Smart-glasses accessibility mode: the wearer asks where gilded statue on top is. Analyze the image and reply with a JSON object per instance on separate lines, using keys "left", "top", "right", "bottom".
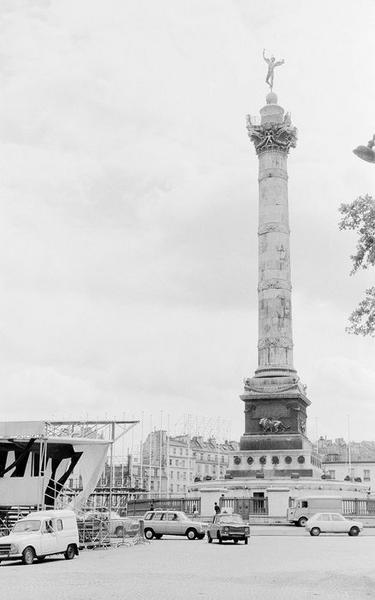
{"left": 263, "top": 49, "right": 284, "bottom": 91}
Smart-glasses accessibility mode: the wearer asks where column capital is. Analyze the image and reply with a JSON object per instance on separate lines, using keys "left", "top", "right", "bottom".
{"left": 246, "top": 117, "right": 297, "bottom": 155}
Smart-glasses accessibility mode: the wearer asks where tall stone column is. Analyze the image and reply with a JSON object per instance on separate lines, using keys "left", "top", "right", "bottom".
{"left": 239, "top": 90, "right": 311, "bottom": 453}
{"left": 253, "top": 92, "right": 296, "bottom": 378}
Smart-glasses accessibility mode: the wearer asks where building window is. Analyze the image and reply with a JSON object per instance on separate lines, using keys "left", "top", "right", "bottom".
{"left": 180, "top": 448, "right": 183, "bottom": 455}
{"left": 328, "top": 470, "right": 335, "bottom": 480}
{"left": 364, "top": 470, "right": 371, "bottom": 481}
{"left": 173, "top": 447, "right": 176, "bottom": 455}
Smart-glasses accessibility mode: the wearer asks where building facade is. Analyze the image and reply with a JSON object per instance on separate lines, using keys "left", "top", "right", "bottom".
{"left": 131, "top": 431, "right": 239, "bottom": 495}
{"left": 319, "top": 437, "right": 375, "bottom": 491}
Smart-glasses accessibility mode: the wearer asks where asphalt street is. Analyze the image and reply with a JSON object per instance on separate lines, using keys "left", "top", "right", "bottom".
{"left": 1, "top": 529, "right": 374, "bottom": 600}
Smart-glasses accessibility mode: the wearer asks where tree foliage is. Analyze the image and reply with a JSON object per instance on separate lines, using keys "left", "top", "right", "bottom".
{"left": 339, "top": 194, "right": 375, "bottom": 336}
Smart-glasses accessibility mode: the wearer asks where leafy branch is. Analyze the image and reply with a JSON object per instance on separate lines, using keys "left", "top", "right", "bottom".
{"left": 339, "top": 195, "right": 375, "bottom": 336}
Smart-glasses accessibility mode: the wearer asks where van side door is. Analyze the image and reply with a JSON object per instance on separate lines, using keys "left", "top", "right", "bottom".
{"left": 55, "top": 517, "right": 66, "bottom": 552}
{"left": 40, "top": 519, "right": 58, "bottom": 555}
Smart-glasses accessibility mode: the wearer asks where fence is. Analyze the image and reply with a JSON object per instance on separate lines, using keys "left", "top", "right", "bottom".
{"left": 220, "top": 497, "right": 269, "bottom": 519}
{"left": 0, "top": 506, "right": 37, "bottom": 536}
{"left": 126, "top": 497, "right": 201, "bottom": 516}
{"left": 77, "top": 514, "right": 143, "bottom": 548}
{"left": 342, "top": 498, "right": 375, "bottom": 516}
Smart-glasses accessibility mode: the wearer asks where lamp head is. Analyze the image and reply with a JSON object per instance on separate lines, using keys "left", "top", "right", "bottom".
{"left": 353, "top": 134, "right": 375, "bottom": 163}
{"left": 353, "top": 145, "right": 375, "bottom": 163}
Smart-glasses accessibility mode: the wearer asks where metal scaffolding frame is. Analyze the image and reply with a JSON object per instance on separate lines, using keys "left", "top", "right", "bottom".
{"left": 45, "top": 420, "right": 139, "bottom": 515}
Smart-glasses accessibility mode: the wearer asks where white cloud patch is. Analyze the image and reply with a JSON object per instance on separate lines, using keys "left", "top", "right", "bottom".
{"left": 0, "top": 0, "right": 373, "bottom": 442}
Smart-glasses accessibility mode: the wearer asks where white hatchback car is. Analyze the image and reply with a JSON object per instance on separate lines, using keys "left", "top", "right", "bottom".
{"left": 305, "top": 512, "right": 363, "bottom": 536}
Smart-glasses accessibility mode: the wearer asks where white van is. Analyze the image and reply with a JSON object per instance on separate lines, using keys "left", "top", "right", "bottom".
{"left": 287, "top": 496, "right": 342, "bottom": 527}
{"left": 0, "top": 509, "right": 79, "bottom": 565}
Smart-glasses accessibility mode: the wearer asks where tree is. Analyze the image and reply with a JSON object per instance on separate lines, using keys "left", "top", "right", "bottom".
{"left": 339, "top": 194, "right": 375, "bottom": 336}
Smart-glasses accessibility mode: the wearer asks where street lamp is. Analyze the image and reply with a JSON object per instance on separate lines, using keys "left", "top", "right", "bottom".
{"left": 353, "top": 134, "right": 375, "bottom": 163}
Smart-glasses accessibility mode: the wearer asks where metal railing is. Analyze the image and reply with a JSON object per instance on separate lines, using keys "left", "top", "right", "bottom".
{"left": 220, "top": 497, "right": 269, "bottom": 518}
{"left": 342, "top": 498, "right": 375, "bottom": 516}
{"left": 126, "top": 497, "right": 201, "bottom": 516}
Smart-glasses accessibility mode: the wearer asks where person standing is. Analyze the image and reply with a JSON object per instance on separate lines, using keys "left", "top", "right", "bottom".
{"left": 214, "top": 502, "right": 221, "bottom": 515}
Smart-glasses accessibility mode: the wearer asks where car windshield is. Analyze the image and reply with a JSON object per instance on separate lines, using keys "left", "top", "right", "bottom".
{"left": 12, "top": 520, "right": 41, "bottom": 533}
{"left": 219, "top": 515, "right": 243, "bottom": 523}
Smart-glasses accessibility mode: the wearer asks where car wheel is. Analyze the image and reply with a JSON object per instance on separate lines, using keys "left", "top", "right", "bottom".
{"left": 22, "top": 546, "right": 35, "bottom": 565}
{"left": 298, "top": 517, "right": 308, "bottom": 527}
{"left": 244, "top": 537, "right": 248, "bottom": 545}
{"left": 349, "top": 526, "right": 360, "bottom": 537}
{"left": 207, "top": 532, "right": 212, "bottom": 544}
{"left": 310, "top": 527, "right": 321, "bottom": 536}
{"left": 186, "top": 528, "right": 197, "bottom": 540}
{"left": 144, "top": 528, "right": 155, "bottom": 540}
{"left": 64, "top": 544, "right": 76, "bottom": 560}
{"left": 115, "top": 526, "right": 124, "bottom": 538}
{"left": 154, "top": 534, "right": 163, "bottom": 540}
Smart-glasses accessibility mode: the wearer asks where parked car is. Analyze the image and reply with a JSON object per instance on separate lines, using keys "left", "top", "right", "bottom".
{"left": 207, "top": 513, "right": 250, "bottom": 544}
{"left": 305, "top": 512, "right": 363, "bottom": 536}
{"left": 0, "top": 509, "right": 79, "bottom": 565}
{"left": 143, "top": 510, "right": 206, "bottom": 540}
{"left": 77, "top": 510, "right": 138, "bottom": 538}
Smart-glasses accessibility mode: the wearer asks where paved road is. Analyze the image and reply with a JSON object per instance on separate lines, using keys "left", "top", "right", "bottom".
{"left": 1, "top": 532, "right": 374, "bottom": 600}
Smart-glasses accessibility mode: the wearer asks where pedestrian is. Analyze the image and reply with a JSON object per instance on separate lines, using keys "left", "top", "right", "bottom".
{"left": 214, "top": 502, "right": 220, "bottom": 515}
{"left": 192, "top": 504, "right": 198, "bottom": 518}
{"left": 150, "top": 502, "right": 154, "bottom": 511}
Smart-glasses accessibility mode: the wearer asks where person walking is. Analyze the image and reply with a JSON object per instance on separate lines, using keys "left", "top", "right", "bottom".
{"left": 214, "top": 502, "right": 221, "bottom": 515}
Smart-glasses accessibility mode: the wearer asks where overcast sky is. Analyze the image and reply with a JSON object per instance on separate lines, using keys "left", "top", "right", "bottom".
{"left": 0, "top": 0, "right": 374, "bottom": 446}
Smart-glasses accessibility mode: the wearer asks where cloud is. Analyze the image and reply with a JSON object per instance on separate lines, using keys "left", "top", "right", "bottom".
{"left": 0, "top": 0, "right": 373, "bottom": 444}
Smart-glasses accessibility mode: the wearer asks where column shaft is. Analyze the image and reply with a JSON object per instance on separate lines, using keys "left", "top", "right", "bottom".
{"left": 256, "top": 149, "right": 294, "bottom": 375}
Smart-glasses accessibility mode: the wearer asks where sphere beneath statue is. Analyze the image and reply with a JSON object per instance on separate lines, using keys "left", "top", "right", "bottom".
{"left": 266, "top": 91, "right": 278, "bottom": 105}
